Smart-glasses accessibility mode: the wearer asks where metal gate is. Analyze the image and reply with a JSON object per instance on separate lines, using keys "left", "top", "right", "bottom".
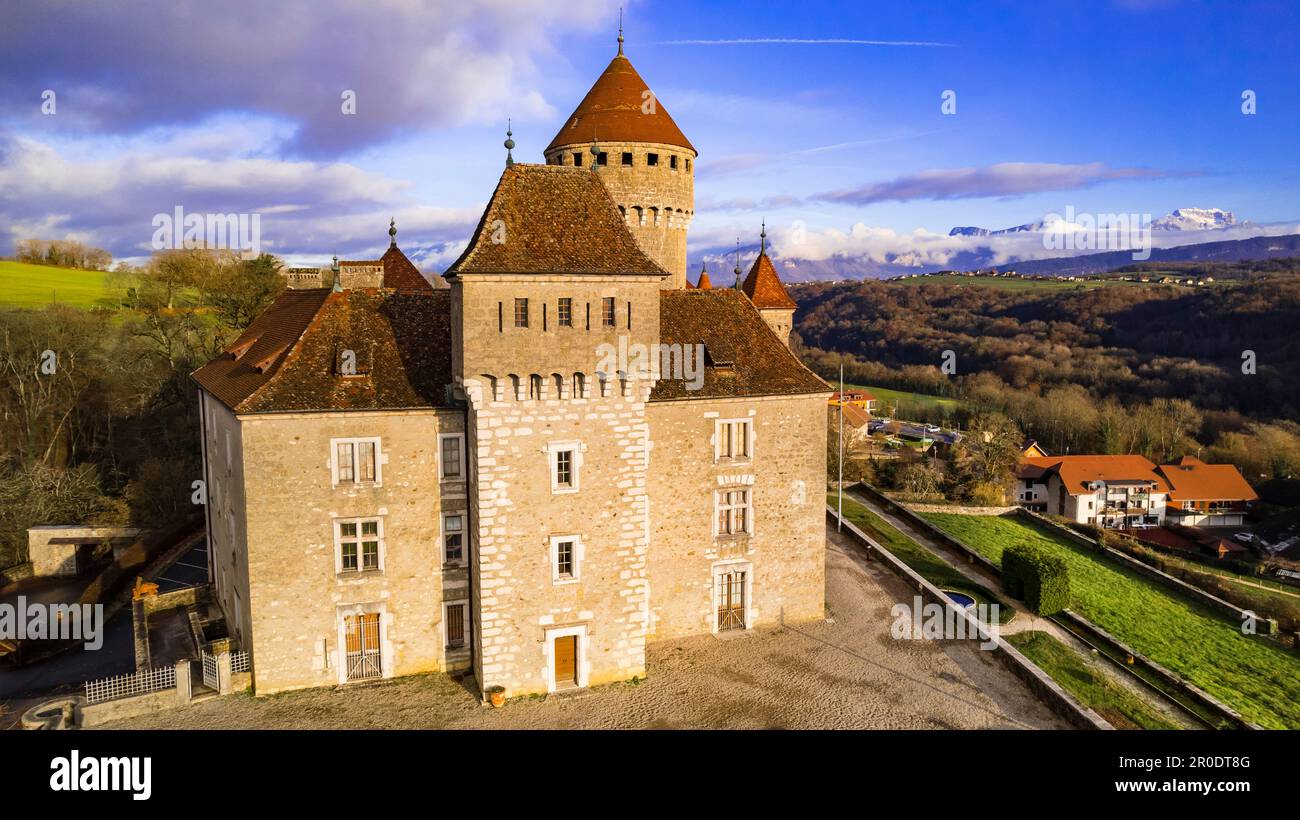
{"left": 201, "top": 650, "right": 219, "bottom": 690}
{"left": 716, "top": 570, "right": 747, "bottom": 632}
{"left": 345, "top": 613, "right": 382, "bottom": 681}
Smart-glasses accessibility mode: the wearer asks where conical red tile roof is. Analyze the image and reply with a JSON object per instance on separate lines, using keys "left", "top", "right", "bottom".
{"left": 741, "top": 252, "right": 796, "bottom": 310}
{"left": 547, "top": 52, "right": 695, "bottom": 154}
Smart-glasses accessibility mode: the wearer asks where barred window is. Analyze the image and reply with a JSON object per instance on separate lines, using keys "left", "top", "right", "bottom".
{"left": 445, "top": 602, "right": 467, "bottom": 649}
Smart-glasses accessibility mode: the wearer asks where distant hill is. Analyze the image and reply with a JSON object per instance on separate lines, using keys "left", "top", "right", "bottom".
{"left": 1000, "top": 233, "right": 1300, "bottom": 277}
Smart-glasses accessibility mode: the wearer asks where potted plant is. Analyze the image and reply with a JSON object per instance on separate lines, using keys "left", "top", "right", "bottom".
{"left": 487, "top": 685, "right": 505, "bottom": 708}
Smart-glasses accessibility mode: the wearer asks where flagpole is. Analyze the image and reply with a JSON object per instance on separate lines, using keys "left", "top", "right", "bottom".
{"left": 837, "top": 364, "right": 844, "bottom": 531}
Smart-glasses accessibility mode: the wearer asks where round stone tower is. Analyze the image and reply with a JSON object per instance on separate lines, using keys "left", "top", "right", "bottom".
{"left": 544, "top": 32, "right": 696, "bottom": 288}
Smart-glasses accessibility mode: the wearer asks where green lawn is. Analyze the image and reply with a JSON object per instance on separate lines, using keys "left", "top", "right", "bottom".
{"left": 0, "top": 260, "right": 114, "bottom": 309}
{"left": 831, "top": 495, "right": 1014, "bottom": 624}
{"left": 846, "top": 383, "right": 963, "bottom": 415}
{"left": 1006, "top": 631, "right": 1181, "bottom": 730}
{"left": 920, "top": 512, "right": 1300, "bottom": 729}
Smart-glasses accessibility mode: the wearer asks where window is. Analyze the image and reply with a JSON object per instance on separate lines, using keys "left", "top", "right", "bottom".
{"left": 555, "top": 450, "right": 573, "bottom": 488}
{"left": 514, "top": 298, "right": 529, "bottom": 328}
{"left": 596, "top": 152, "right": 608, "bottom": 166}
{"left": 670, "top": 155, "right": 678, "bottom": 170}
{"left": 716, "top": 488, "right": 752, "bottom": 537}
{"left": 331, "top": 437, "right": 381, "bottom": 485}
{"left": 621, "top": 151, "right": 633, "bottom": 166}
{"left": 716, "top": 419, "right": 752, "bottom": 461}
{"left": 443, "top": 514, "right": 464, "bottom": 565}
{"left": 557, "top": 297, "right": 573, "bottom": 326}
{"left": 444, "top": 601, "right": 468, "bottom": 649}
{"left": 550, "top": 535, "right": 582, "bottom": 584}
{"left": 715, "top": 568, "right": 747, "bottom": 632}
{"left": 572, "top": 372, "right": 585, "bottom": 398}
{"left": 685, "top": 158, "right": 691, "bottom": 172}
{"left": 601, "top": 297, "right": 616, "bottom": 327}
{"left": 547, "top": 441, "right": 581, "bottom": 493}
{"left": 646, "top": 152, "right": 658, "bottom": 166}
{"left": 529, "top": 374, "right": 543, "bottom": 400}
{"left": 440, "top": 433, "right": 465, "bottom": 481}
{"left": 572, "top": 152, "right": 583, "bottom": 167}
{"left": 337, "top": 518, "right": 382, "bottom": 573}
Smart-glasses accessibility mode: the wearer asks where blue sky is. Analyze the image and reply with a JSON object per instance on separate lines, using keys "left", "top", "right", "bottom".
{"left": 1, "top": 0, "right": 1297, "bottom": 272}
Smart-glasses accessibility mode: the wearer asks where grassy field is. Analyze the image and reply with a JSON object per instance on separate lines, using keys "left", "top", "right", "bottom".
{"left": 846, "top": 383, "right": 963, "bottom": 415}
{"left": 1005, "top": 631, "right": 1180, "bottom": 730}
{"left": 0, "top": 260, "right": 113, "bottom": 309}
{"left": 920, "top": 512, "right": 1300, "bottom": 729}
{"left": 831, "top": 495, "right": 1014, "bottom": 624}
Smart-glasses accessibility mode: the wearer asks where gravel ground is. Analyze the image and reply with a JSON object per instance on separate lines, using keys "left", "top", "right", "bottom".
{"left": 96, "top": 525, "right": 1069, "bottom": 730}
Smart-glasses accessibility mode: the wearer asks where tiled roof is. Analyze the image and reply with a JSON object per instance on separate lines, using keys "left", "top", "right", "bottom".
{"left": 1158, "top": 460, "right": 1259, "bottom": 502}
{"left": 839, "top": 402, "right": 871, "bottom": 429}
{"left": 546, "top": 52, "right": 695, "bottom": 154}
{"left": 193, "top": 289, "right": 452, "bottom": 413}
{"left": 651, "top": 289, "right": 829, "bottom": 401}
{"left": 741, "top": 252, "right": 797, "bottom": 310}
{"left": 444, "top": 164, "right": 670, "bottom": 278}
{"left": 1022, "top": 454, "right": 1168, "bottom": 494}
{"left": 380, "top": 245, "right": 435, "bottom": 290}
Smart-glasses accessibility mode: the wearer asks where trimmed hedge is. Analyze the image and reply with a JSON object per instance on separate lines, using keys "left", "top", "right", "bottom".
{"left": 1003, "top": 543, "right": 1070, "bottom": 615}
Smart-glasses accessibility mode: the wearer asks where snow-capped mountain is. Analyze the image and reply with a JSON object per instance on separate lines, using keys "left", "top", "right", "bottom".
{"left": 1150, "top": 208, "right": 1237, "bottom": 231}
{"left": 948, "top": 221, "right": 1044, "bottom": 237}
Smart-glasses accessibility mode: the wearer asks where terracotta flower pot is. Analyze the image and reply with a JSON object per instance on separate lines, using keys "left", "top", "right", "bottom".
{"left": 489, "top": 690, "right": 505, "bottom": 708}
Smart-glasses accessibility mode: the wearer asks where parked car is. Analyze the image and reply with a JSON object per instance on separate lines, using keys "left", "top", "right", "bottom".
{"left": 923, "top": 424, "right": 941, "bottom": 433}
{"left": 1233, "top": 532, "right": 1257, "bottom": 544}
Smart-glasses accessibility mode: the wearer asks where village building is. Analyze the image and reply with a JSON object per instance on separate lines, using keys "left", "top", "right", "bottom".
{"left": 191, "top": 34, "right": 829, "bottom": 698}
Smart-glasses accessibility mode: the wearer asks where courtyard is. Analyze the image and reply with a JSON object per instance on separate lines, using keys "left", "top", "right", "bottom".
{"left": 96, "top": 523, "right": 1068, "bottom": 730}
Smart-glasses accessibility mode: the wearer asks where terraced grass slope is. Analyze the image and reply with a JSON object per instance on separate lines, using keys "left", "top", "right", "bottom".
{"left": 921, "top": 512, "right": 1300, "bottom": 729}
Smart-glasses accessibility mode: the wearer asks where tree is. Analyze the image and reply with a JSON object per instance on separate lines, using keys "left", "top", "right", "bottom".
{"left": 198, "top": 253, "right": 286, "bottom": 329}
{"left": 948, "top": 412, "right": 1022, "bottom": 502}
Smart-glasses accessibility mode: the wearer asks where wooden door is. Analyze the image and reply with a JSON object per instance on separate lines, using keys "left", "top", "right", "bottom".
{"left": 553, "top": 635, "right": 577, "bottom": 686}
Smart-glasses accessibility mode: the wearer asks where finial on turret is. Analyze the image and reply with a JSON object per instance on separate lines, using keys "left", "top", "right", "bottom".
{"left": 618, "top": 8, "right": 624, "bottom": 55}
{"left": 589, "top": 130, "right": 601, "bottom": 171}
{"left": 388, "top": 217, "right": 397, "bottom": 247}
{"left": 733, "top": 238, "right": 742, "bottom": 288}
{"left": 331, "top": 255, "right": 342, "bottom": 292}
{"left": 760, "top": 219, "right": 767, "bottom": 255}
{"left": 504, "top": 119, "right": 515, "bottom": 167}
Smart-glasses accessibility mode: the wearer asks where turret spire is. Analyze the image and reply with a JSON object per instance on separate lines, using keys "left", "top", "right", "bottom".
{"left": 760, "top": 219, "right": 767, "bottom": 255}
{"left": 388, "top": 217, "right": 397, "bottom": 247}
{"left": 504, "top": 119, "right": 515, "bottom": 167}
{"left": 331, "top": 254, "right": 342, "bottom": 292}
{"left": 617, "top": 8, "right": 624, "bottom": 55}
{"left": 733, "top": 238, "right": 742, "bottom": 289}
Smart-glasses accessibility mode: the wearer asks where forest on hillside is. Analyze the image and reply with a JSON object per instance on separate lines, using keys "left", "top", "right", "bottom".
{"left": 796, "top": 273, "right": 1300, "bottom": 485}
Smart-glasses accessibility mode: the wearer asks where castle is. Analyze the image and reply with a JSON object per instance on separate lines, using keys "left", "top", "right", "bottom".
{"left": 192, "top": 34, "right": 829, "bottom": 698}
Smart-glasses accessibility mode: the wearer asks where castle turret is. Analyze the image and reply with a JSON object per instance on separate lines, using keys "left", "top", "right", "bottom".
{"left": 741, "top": 222, "right": 797, "bottom": 347}
{"left": 544, "top": 29, "right": 695, "bottom": 288}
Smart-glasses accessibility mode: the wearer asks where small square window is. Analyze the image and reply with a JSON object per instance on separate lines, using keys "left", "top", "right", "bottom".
{"left": 647, "top": 153, "right": 658, "bottom": 167}
{"left": 601, "top": 297, "right": 616, "bottom": 327}
{"left": 572, "top": 152, "right": 583, "bottom": 167}
{"left": 557, "top": 297, "right": 573, "bottom": 327}
{"left": 514, "top": 298, "right": 528, "bottom": 328}
{"left": 596, "top": 152, "right": 608, "bottom": 166}
{"left": 621, "top": 152, "right": 633, "bottom": 166}
{"left": 332, "top": 438, "right": 380, "bottom": 485}
{"left": 670, "top": 155, "right": 678, "bottom": 170}
{"left": 337, "top": 518, "right": 382, "bottom": 573}
{"left": 716, "top": 420, "right": 752, "bottom": 461}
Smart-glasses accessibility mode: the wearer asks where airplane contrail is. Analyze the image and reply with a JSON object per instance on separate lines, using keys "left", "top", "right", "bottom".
{"left": 653, "top": 38, "right": 956, "bottom": 47}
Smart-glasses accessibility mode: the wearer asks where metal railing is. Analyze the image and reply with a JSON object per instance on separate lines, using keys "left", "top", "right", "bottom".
{"left": 201, "top": 651, "right": 219, "bottom": 689}
{"left": 85, "top": 665, "right": 176, "bottom": 705}
{"left": 231, "top": 650, "right": 250, "bottom": 673}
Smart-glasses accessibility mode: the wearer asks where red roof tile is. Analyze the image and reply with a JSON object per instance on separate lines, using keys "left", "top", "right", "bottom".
{"left": 546, "top": 52, "right": 695, "bottom": 155}
{"left": 1021, "top": 454, "right": 1167, "bottom": 494}
{"left": 444, "top": 164, "right": 669, "bottom": 278}
{"left": 1158, "top": 461, "right": 1258, "bottom": 502}
{"left": 741, "top": 252, "right": 797, "bottom": 310}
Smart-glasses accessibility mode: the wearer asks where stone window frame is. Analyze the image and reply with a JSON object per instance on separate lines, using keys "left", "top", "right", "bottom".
{"left": 329, "top": 436, "right": 384, "bottom": 487}
{"left": 713, "top": 418, "right": 754, "bottom": 464}
{"left": 441, "top": 511, "right": 465, "bottom": 567}
{"left": 443, "top": 599, "right": 470, "bottom": 651}
{"left": 601, "top": 296, "right": 616, "bottom": 327}
{"left": 549, "top": 533, "right": 583, "bottom": 585}
{"left": 546, "top": 440, "right": 584, "bottom": 495}
{"left": 332, "top": 515, "right": 385, "bottom": 575}
{"left": 713, "top": 483, "right": 754, "bottom": 538}
{"left": 439, "top": 433, "right": 466, "bottom": 482}
{"left": 514, "top": 297, "right": 529, "bottom": 328}
{"left": 557, "top": 297, "right": 573, "bottom": 327}
{"left": 710, "top": 559, "right": 754, "bottom": 634}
